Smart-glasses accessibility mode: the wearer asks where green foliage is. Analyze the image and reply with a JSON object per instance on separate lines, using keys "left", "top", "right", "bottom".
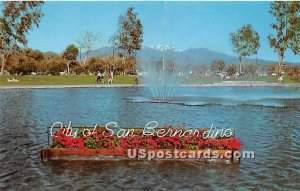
{"left": 104, "top": 55, "right": 124, "bottom": 74}
{"left": 0, "top": 1, "right": 44, "bottom": 50}
{"left": 63, "top": 44, "right": 79, "bottom": 75}
{"left": 285, "top": 65, "right": 300, "bottom": 77}
{"left": 6, "top": 49, "right": 66, "bottom": 75}
{"left": 0, "top": 1, "right": 44, "bottom": 74}
{"left": 231, "top": 24, "right": 260, "bottom": 74}
{"left": 116, "top": 7, "right": 143, "bottom": 74}
{"left": 211, "top": 59, "right": 225, "bottom": 73}
{"left": 243, "top": 63, "right": 259, "bottom": 76}
{"left": 282, "top": 76, "right": 300, "bottom": 83}
{"left": 46, "top": 56, "right": 66, "bottom": 75}
{"left": 192, "top": 64, "right": 210, "bottom": 80}
{"left": 7, "top": 49, "right": 43, "bottom": 74}
{"left": 231, "top": 25, "right": 260, "bottom": 58}
{"left": 63, "top": 44, "right": 79, "bottom": 61}
{"left": 5, "top": 48, "right": 138, "bottom": 75}
{"left": 268, "top": 1, "right": 300, "bottom": 78}
{"left": 73, "top": 63, "right": 87, "bottom": 75}
{"left": 70, "top": 55, "right": 126, "bottom": 75}
{"left": 226, "top": 65, "right": 237, "bottom": 76}
{"left": 268, "top": 2, "right": 300, "bottom": 56}
{"left": 86, "top": 57, "right": 106, "bottom": 73}
{"left": 266, "top": 64, "right": 276, "bottom": 75}
{"left": 288, "top": 2, "right": 300, "bottom": 55}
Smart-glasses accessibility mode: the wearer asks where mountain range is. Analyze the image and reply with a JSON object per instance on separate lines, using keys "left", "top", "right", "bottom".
{"left": 83, "top": 45, "right": 298, "bottom": 66}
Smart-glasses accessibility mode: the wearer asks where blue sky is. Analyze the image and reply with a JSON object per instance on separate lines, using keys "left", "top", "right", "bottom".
{"left": 27, "top": 1, "right": 299, "bottom": 63}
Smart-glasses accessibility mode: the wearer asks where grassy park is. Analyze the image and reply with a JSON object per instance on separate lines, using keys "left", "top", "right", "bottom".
{"left": 0, "top": 74, "right": 299, "bottom": 86}
{"left": 1, "top": 2, "right": 300, "bottom": 87}
{"left": 0, "top": 75, "right": 136, "bottom": 86}
{"left": 183, "top": 75, "right": 300, "bottom": 84}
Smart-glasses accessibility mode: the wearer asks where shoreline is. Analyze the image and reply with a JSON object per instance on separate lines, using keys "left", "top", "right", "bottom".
{"left": 1, "top": 81, "right": 300, "bottom": 90}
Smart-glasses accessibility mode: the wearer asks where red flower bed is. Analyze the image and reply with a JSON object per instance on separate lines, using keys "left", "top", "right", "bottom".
{"left": 51, "top": 127, "right": 242, "bottom": 150}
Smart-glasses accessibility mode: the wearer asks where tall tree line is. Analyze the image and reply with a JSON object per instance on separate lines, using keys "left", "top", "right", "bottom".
{"left": 230, "top": 1, "right": 300, "bottom": 81}
{"left": 114, "top": 7, "right": 143, "bottom": 75}
{"left": 0, "top": 1, "right": 44, "bottom": 75}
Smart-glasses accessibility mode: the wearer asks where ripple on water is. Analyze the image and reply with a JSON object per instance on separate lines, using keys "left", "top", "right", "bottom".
{"left": 0, "top": 87, "right": 299, "bottom": 190}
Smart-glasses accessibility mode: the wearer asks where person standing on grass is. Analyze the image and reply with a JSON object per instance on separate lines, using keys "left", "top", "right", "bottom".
{"left": 100, "top": 71, "right": 105, "bottom": 84}
{"left": 96, "top": 71, "right": 101, "bottom": 83}
{"left": 108, "top": 71, "right": 113, "bottom": 84}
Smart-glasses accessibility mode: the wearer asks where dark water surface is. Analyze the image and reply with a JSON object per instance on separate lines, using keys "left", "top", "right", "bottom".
{"left": 0, "top": 87, "right": 299, "bottom": 190}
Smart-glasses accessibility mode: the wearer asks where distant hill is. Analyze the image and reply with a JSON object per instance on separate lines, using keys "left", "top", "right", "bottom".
{"left": 82, "top": 45, "right": 298, "bottom": 65}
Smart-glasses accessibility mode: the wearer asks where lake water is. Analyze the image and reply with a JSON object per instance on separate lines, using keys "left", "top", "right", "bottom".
{"left": 0, "top": 87, "right": 299, "bottom": 190}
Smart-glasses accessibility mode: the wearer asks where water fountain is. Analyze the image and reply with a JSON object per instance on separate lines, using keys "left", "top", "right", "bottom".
{"left": 140, "top": 53, "right": 182, "bottom": 102}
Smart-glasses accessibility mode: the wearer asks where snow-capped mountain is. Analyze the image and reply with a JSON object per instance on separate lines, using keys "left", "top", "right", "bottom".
{"left": 148, "top": 45, "right": 182, "bottom": 52}
{"left": 82, "top": 45, "right": 292, "bottom": 65}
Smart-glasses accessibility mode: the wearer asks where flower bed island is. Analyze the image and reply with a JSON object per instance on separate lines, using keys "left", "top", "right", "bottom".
{"left": 41, "top": 126, "right": 242, "bottom": 162}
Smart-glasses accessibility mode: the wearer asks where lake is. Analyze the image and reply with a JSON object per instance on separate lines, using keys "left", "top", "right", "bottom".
{"left": 0, "top": 86, "right": 299, "bottom": 190}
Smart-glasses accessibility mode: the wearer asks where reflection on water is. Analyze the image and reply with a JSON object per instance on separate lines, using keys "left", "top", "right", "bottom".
{"left": 129, "top": 86, "right": 300, "bottom": 108}
{"left": 0, "top": 87, "right": 299, "bottom": 190}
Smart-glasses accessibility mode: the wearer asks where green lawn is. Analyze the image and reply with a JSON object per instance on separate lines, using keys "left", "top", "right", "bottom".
{"left": 225, "top": 76, "right": 277, "bottom": 82}
{"left": 184, "top": 75, "right": 300, "bottom": 84}
{"left": 0, "top": 74, "right": 299, "bottom": 86}
{"left": 184, "top": 76, "right": 278, "bottom": 84}
{"left": 225, "top": 75, "right": 300, "bottom": 83}
{"left": 0, "top": 75, "right": 136, "bottom": 86}
{"left": 282, "top": 76, "right": 300, "bottom": 83}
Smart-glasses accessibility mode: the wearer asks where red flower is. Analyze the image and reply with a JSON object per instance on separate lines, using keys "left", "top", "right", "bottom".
{"left": 50, "top": 127, "right": 242, "bottom": 150}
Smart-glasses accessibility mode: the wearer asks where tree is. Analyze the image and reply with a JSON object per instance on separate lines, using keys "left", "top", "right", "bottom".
{"left": 116, "top": 7, "right": 143, "bottom": 74}
{"left": 86, "top": 57, "right": 105, "bottom": 73}
{"left": 7, "top": 48, "right": 44, "bottom": 75}
{"left": 194, "top": 64, "right": 209, "bottom": 79}
{"left": 230, "top": 24, "right": 260, "bottom": 75}
{"left": 63, "top": 44, "right": 79, "bottom": 75}
{"left": 103, "top": 55, "right": 123, "bottom": 74}
{"left": 289, "top": 2, "right": 300, "bottom": 66}
{"left": 268, "top": 1, "right": 300, "bottom": 81}
{"left": 167, "top": 59, "right": 175, "bottom": 73}
{"left": 267, "top": 64, "right": 276, "bottom": 75}
{"left": 0, "top": 1, "right": 44, "bottom": 75}
{"left": 37, "top": 51, "right": 65, "bottom": 75}
{"left": 47, "top": 56, "right": 66, "bottom": 75}
{"left": 286, "top": 65, "right": 300, "bottom": 77}
{"left": 243, "top": 63, "right": 259, "bottom": 76}
{"left": 77, "top": 30, "right": 99, "bottom": 65}
{"left": 226, "top": 65, "right": 237, "bottom": 76}
{"left": 211, "top": 59, "right": 225, "bottom": 73}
